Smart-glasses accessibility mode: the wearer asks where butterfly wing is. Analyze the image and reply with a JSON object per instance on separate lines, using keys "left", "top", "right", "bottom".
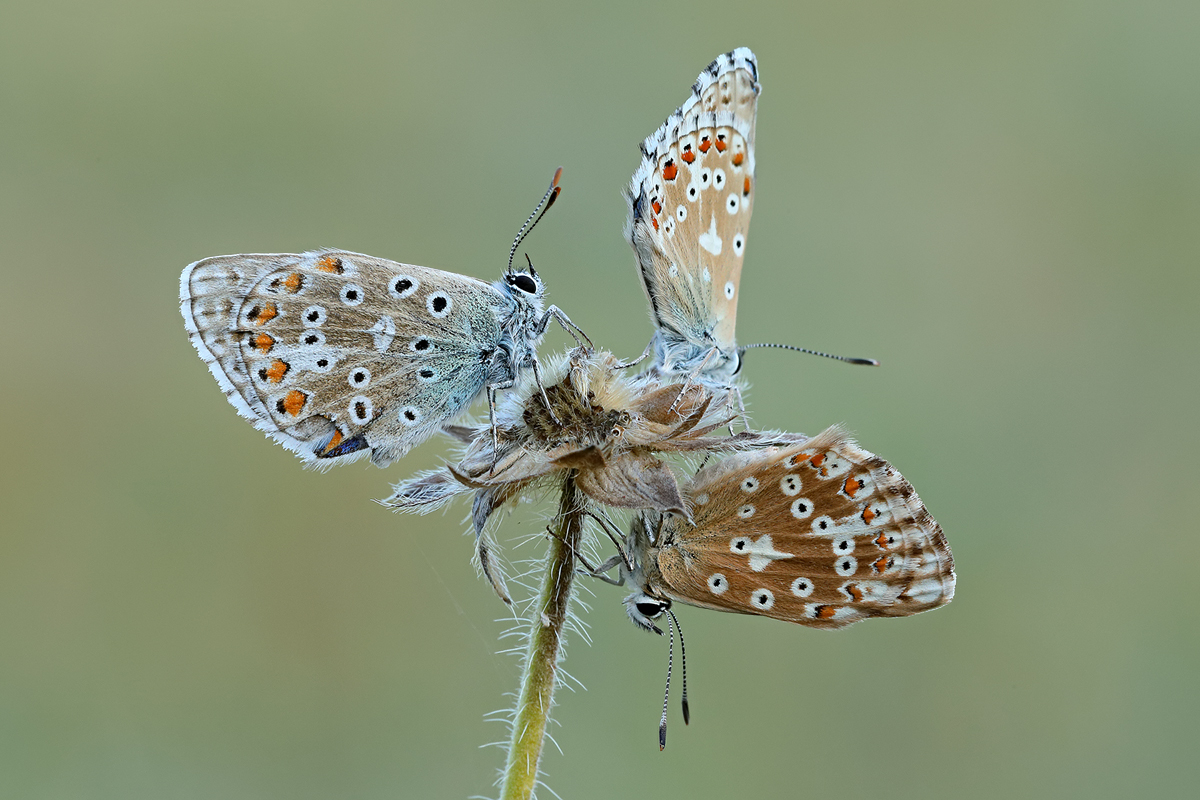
{"left": 652, "top": 426, "right": 955, "bottom": 628}
{"left": 625, "top": 47, "right": 759, "bottom": 377}
{"left": 181, "top": 249, "right": 507, "bottom": 467}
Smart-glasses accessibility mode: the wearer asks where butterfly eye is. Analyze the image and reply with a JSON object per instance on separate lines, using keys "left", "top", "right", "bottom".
{"left": 508, "top": 274, "right": 538, "bottom": 294}
{"left": 636, "top": 601, "right": 666, "bottom": 618}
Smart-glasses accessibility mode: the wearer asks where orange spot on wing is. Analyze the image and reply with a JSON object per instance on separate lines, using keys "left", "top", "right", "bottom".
{"left": 743, "top": 176, "right": 752, "bottom": 196}
{"left": 698, "top": 137, "right": 711, "bottom": 153}
{"left": 874, "top": 532, "right": 891, "bottom": 549}
{"left": 321, "top": 429, "right": 344, "bottom": 454}
{"left": 862, "top": 506, "right": 877, "bottom": 524}
{"left": 846, "top": 583, "right": 864, "bottom": 601}
{"left": 872, "top": 556, "right": 893, "bottom": 573}
{"left": 715, "top": 136, "right": 728, "bottom": 152}
{"left": 265, "top": 360, "right": 289, "bottom": 383}
{"left": 662, "top": 160, "right": 678, "bottom": 181}
{"left": 316, "top": 255, "right": 344, "bottom": 273}
{"left": 651, "top": 216, "right": 659, "bottom": 231}
{"left": 249, "top": 303, "right": 278, "bottom": 325}
{"left": 843, "top": 476, "right": 862, "bottom": 498}
{"left": 282, "top": 390, "right": 306, "bottom": 416}
{"left": 817, "top": 605, "right": 838, "bottom": 619}
{"left": 253, "top": 333, "right": 274, "bottom": 353}
{"left": 681, "top": 148, "right": 696, "bottom": 164}
{"left": 732, "top": 151, "right": 744, "bottom": 166}
{"left": 810, "top": 453, "right": 826, "bottom": 468}
{"left": 651, "top": 200, "right": 662, "bottom": 215}
{"left": 283, "top": 272, "right": 303, "bottom": 292}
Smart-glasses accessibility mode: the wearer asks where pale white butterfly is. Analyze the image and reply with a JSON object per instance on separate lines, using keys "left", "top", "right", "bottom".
{"left": 624, "top": 48, "right": 760, "bottom": 385}
{"left": 624, "top": 49, "right": 876, "bottom": 389}
{"left": 180, "top": 171, "right": 586, "bottom": 467}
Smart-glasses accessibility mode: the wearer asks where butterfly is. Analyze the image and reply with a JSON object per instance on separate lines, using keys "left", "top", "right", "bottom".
{"left": 624, "top": 47, "right": 760, "bottom": 386}
{"left": 581, "top": 424, "right": 952, "bottom": 748}
{"left": 179, "top": 173, "right": 586, "bottom": 467}
{"left": 610, "top": 425, "right": 955, "bottom": 633}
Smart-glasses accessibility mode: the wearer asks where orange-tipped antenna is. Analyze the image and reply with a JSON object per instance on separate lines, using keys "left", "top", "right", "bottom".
{"left": 738, "top": 342, "right": 880, "bottom": 367}
{"left": 507, "top": 167, "right": 563, "bottom": 273}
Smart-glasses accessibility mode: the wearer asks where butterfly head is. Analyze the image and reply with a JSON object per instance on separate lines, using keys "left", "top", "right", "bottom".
{"left": 503, "top": 264, "right": 541, "bottom": 297}
{"left": 618, "top": 513, "right": 673, "bottom": 635}
{"left": 624, "top": 589, "right": 671, "bottom": 635}
{"left": 494, "top": 263, "right": 548, "bottom": 336}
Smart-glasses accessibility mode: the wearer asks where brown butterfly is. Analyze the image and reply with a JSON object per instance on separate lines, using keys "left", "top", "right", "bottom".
{"left": 607, "top": 424, "right": 954, "bottom": 631}
{"left": 586, "top": 425, "right": 954, "bottom": 747}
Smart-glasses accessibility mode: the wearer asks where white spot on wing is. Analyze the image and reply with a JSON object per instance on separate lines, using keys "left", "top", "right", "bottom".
{"left": 750, "top": 589, "right": 775, "bottom": 610}
{"left": 698, "top": 215, "right": 723, "bottom": 255}
{"left": 791, "top": 577, "right": 814, "bottom": 597}
{"left": 367, "top": 316, "right": 395, "bottom": 353}
{"left": 730, "top": 534, "right": 794, "bottom": 572}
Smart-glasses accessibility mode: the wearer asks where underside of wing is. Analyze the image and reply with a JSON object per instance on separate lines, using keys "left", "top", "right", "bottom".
{"left": 625, "top": 48, "right": 759, "bottom": 360}
{"left": 181, "top": 249, "right": 503, "bottom": 467}
{"left": 655, "top": 426, "right": 955, "bottom": 628}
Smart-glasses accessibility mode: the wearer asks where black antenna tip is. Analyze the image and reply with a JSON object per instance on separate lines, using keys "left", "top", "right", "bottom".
{"left": 682, "top": 698, "right": 690, "bottom": 725}
{"left": 738, "top": 342, "right": 880, "bottom": 367}
{"left": 659, "top": 724, "right": 667, "bottom": 751}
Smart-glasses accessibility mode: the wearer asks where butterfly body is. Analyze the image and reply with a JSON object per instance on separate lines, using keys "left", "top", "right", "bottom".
{"left": 181, "top": 249, "right": 559, "bottom": 468}
{"left": 625, "top": 47, "right": 760, "bottom": 386}
{"left": 621, "top": 426, "right": 955, "bottom": 631}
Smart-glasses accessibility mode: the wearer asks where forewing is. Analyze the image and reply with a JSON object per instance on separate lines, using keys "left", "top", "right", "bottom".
{"left": 625, "top": 47, "right": 759, "bottom": 353}
{"left": 655, "top": 425, "right": 955, "bottom": 628}
{"left": 181, "top": 249, "right": 503, "bottom": 467}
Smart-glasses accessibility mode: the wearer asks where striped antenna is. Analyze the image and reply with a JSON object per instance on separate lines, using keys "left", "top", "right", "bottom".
{"left": 738, "top": 342, "right": 880, "bottom": 367}
{"left": 506, "top": 167, "right": 563, "bottom": 273}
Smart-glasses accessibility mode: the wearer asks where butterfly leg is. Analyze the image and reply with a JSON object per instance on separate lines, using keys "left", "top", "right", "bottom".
{"left": 486, "top": 384, "right": 503, "bottom": 471}
{"left": 542, "top": 525, "right": 626, "bottom": 586}
{"left": 538, "top": 305, "right": 593, "bottom": 350}
{"left": 615, "top": 340, "right": 654, "bottom": 370}
{"left": 527, "top": 357, "right": 564, "bottom": 426}
{"left": 586, "top": 510, "right": 634, "bottom": 568}
{"left": 728, "top": 383, "right": 750, "bottom": 435}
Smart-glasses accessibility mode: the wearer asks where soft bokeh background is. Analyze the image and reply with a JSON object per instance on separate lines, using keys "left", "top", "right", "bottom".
{"left": 2, "top": 1, "right": 1197, "bottom": 797}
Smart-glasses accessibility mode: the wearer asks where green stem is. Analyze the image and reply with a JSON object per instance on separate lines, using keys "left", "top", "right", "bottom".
{"left": 499, "top": 470, "right": 584, "bottom": 800}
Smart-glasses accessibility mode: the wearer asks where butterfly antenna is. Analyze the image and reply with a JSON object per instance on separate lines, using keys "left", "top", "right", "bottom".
{"left": 660, "top": 610, "right": 676, "bottom": 751}
{"left": 668, "top": 608, "right": 690, "bottom": 725}
{"left": 737, "top": 342, "right": 880, "bottom": 367}
{"left": 507, "top": 167, "right": 563, "bottom": 274}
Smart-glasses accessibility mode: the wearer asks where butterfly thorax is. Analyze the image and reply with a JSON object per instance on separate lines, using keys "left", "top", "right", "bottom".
{"left": 491, "top": 277, "right": 547, "bottom": 371}
{"left": 649, "top": 330, "right": 740, "bottom": 386}
{"left": 622, "top": 514, "right": 676, "bottom": 632}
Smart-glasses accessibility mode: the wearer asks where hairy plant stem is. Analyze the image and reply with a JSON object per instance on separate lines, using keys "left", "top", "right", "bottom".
{"left": 500, "top": 470, "right": 584, "bottom": 800}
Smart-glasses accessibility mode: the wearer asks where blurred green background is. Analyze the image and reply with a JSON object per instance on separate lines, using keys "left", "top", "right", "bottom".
{"left": 2, "top": 0, "right": 1197, "bottom": 797}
